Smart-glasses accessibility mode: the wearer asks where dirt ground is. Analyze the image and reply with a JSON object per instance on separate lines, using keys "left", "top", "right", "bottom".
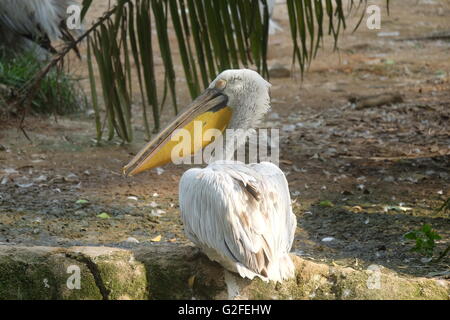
{"left": 0, "top": 0, "right": 449, "bottom": 280}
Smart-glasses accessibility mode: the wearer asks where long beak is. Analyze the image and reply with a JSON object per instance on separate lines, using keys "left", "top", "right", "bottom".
{"left": 123, "top": 87, "right": 231, "bottom": 176}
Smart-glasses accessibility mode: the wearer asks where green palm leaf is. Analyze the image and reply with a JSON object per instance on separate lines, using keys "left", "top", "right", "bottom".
{"left": 83, "top": 0, "right": 388, "bottom": 142}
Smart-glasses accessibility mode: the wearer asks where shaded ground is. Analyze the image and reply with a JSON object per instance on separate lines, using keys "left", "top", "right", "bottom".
{"left": 0, "top": 0, "right": 449, "bottom": 280}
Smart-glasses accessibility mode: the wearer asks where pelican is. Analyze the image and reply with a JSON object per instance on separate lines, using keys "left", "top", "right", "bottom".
{"left": 124, "top": 69, "right": 296, "bottom": 282}
{"left": 0, "top": 0, "right": 80, "bottom": 58}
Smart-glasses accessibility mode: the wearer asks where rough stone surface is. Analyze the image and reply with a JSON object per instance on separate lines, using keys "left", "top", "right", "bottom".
{"left": 0, "top": 246, "right": 147, "bottom": 300}
{"left": 0, "top": 245, "right": 448, "bottom": 300}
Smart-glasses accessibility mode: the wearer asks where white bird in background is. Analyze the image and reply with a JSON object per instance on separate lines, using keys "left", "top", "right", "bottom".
{"left": 124, "top": 69, "right": 297, "bottom": 282}
{"left": 261, "top": 0, "right": 283, "bottom": 35}
{"left": 0, "top": 0, "right": 80, "bottom": 58}
{"left": 0, "top": 0, "right": 280, "bottom": 59}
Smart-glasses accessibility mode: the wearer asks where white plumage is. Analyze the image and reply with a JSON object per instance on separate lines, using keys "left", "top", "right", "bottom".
{"left": 0, "top": 0, "right": 80, "bottom": 57}
{"left": 180, "top": 161, "right": 296, "bottom": 282}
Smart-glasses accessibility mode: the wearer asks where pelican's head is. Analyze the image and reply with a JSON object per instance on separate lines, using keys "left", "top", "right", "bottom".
{"left": 209, "top": 69, "right": 272, "bottom": 130}
{"left": 123, "top": 69, "right": 272, "bottom": 176}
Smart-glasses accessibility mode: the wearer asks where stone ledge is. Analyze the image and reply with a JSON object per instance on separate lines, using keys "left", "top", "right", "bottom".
{"left": 0, "top": 245, "right": 448, "bottom": 300}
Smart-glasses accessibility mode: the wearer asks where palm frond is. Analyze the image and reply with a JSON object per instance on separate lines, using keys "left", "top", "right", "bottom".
{"left": 81, "top": 0, "right": 388, "bottom": 142}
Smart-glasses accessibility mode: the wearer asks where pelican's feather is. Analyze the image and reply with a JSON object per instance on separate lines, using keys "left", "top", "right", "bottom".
{"left": 180, "top": 161, "right": 296, "bottom": 282}
{"left": 0, "top": 0, "right": 81, "bottom": 57}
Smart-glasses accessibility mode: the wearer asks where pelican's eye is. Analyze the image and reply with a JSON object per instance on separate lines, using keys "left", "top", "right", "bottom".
{"left": 215, "top": 79, "right": 227, "bottom": 90}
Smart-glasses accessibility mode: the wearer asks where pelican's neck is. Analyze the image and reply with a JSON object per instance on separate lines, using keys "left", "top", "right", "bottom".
{"left": 228, "top": 98, "right": 270, "bottom": 132}
{"left": 222, "top": 99, "right": 271, "bottom": 161}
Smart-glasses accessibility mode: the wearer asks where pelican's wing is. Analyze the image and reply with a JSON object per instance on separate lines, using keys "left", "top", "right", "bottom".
{"left": 179, "top": 161, "right": 296, "bottom": 281}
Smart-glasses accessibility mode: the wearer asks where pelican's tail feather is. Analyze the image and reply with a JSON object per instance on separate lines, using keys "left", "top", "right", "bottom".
{"left": 236, "top": 263, "right": 268, "bottom": 282}
{"left": 268, "top": 254, "right": 296, "bottom": 281}
{"left": 235, "top": 254, "right": 295, "bottom": 283}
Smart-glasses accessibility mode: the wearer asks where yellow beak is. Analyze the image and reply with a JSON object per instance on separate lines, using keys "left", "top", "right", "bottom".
{"left": 123, "top": 85, "right": 232, "bottom": 176}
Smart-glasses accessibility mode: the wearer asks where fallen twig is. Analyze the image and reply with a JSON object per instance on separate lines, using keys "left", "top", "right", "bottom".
{"left": 341, "top": 154, "right": 450, "bottom": 161}
{"left": 396, "top": 31, "right": 450, "bottom": 42}
{"left": 348, "top": 93, "right": 404, "bottom": 110}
